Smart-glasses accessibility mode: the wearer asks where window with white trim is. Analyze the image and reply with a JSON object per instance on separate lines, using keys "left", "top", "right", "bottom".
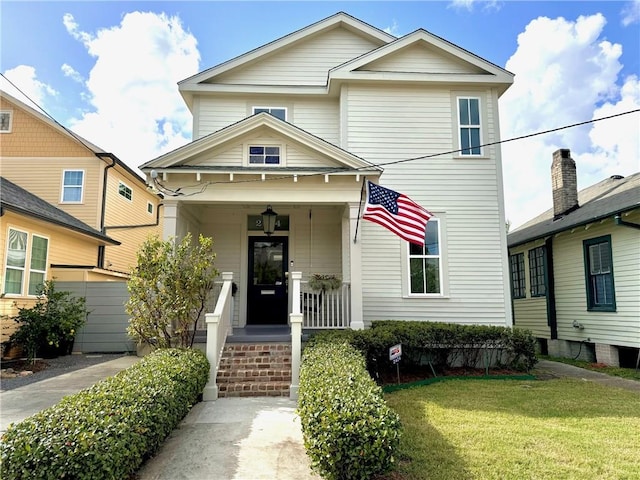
{"left": 61, "top": 170, "right": 84, "bottom": 203}
{"left": 253, "top": 107, "right": 286, "bottom": 121}
{"left": 583, "top": 236, "right": 616, "bottom": 311}
{"left": 509, "top": 253, "right": 525, "bottom": 299}
{"left": 249, "top": 145, "right": 281, "bottom": 165}
{"left": 458, "top": 97, "right": 482, "bottom": 155}
{"left": 528, "top": 246, "right": 546, "bottom": 297}
{"left": 118, "top": 181, "right": 133, "bottom": 201}
{"left": 3, "top": 228, "right": 48, "bottom": 296}
{"left": 147, "top": 201, "right": 154, "bottom": 214}
{"left": 408, "top": 220, "right": 441, "bottom": 294}
{"left": 0, "top": 110, "right": 13, "bottom": 133}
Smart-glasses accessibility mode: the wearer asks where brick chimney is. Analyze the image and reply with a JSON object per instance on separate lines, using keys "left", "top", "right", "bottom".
{"left": 551, "top": 149, "right": 579, "bottom": 219}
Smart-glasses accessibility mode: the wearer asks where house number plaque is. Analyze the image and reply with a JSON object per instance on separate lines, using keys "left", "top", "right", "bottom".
{"left": 248, "top": 215, "right": 289, "bottom": 231}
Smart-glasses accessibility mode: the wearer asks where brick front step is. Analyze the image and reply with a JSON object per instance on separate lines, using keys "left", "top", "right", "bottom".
{"left": 217, "top": 342, "right": 292, "bottom": 398}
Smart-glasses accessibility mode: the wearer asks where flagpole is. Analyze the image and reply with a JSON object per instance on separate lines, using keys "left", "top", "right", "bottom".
{"left": 353, "top": 178, "right": 367, "bottom": 244}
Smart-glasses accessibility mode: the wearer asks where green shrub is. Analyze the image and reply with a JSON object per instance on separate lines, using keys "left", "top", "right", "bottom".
{"left": 10, "top": 281, "right": 87, "bottom": 362}
{"left": 0, "top": 349, "right": 209, "bottom": 480}
{"left": 307, "top": 321, "right": 538, "bottom": 378}
{"left": 298, "top": 342, "right": 401, "bottom": 480}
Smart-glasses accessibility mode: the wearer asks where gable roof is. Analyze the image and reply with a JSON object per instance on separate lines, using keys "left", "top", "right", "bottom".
{"left": 180, "top": 12, "right": 394, "bottom": 88}
{"left": 508, "top": 172, "right": 640, "bottom": 248}
{"left": 0, "top": 177, "right": 120, "bottom": 245}
{"left": 329, "top": 29, "right": 513, "bottom": 95}
{"left": 140, "top": 112, "right": 381, "bottom": 175}
{"left": 0, "top": 89, "right": 149, "bottom": 185}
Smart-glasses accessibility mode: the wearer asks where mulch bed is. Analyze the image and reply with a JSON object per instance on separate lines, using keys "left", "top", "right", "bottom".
{"left": 376, "top": 365, "right": 525, "bottom": 385}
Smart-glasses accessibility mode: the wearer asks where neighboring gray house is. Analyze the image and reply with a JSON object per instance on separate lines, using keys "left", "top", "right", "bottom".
{"left": 508, "top": 149, "right": 640, "bottom": 367}
{"left": 141, "top": 11, "right": 515, "bottom": 331}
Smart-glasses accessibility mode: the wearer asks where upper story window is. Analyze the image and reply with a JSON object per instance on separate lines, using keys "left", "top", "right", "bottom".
{"left": 408, "top": 219, "right": 441, "bottom": 295}
{"left": 61, "top": 170, "right": 84, "bottom": 203}
{"left": 509, "top": 252, "right": 525, "bottom": 299}
{"left": 0, "top": 110, "right": 13, "bottom": 133}
{"left": 253, "top": 107, "right": 286, "bottom": 121}
{"left": 529, "top": 246, "right": 546, "bottom": 297}
{"left": 147, "top": 202, "right": 154, "bottom": 214}
{"left": 583, "top": 236, "right": 616, "bottom": 311}
{"left": 458, "top": 97, "right": 482, "bottom": 155}
{"left": 118, "top": 181, "right": 133, "bottom": 201}
{"left": 249, "top": 145, "right": 281, "bottom": 165}
{"left": 3, "top": 228, "right": 49, "bottom": 296}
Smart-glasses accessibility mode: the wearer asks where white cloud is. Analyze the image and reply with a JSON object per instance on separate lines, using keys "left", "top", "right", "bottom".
{"left": 621, "top": 0, "right": 640, "bottom": 26}
{"left": 63, "top": 11, "right": 200, "bottom": 174}
{"left": 449, "top": 0, "right": 501, "bottom": 12}
{"left": 61, "top": 63, "right": 84, "bottom": 83}
{"left": 499, "top": 14, "right": 637, "bottom": 229}
{"left": 1, "top": 65, "right": 57, "bottom": 110}
{"left": 383, "top": 20, "right": 400, "bottom": 36}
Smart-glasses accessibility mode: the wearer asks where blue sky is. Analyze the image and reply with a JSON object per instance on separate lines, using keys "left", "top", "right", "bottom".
{"left": 1, "top": 0, "right": 639, "bottom": 228}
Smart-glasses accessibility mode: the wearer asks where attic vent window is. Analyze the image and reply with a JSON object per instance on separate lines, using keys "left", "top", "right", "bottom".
{"left": 249, "top": 146, "right": 281, "bottom": 165}
{"left": 253, "top": 107, "right": 286, "bottom": 121}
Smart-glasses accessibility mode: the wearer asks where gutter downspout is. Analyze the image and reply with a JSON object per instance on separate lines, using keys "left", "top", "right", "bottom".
{"left": 97, "top": 154, "right": 117, "bottom": 269}
{"left": 544, "top": 237, "right": 558, "bottom": 340}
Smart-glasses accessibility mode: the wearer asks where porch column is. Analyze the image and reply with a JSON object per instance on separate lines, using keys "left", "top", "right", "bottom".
{"left": 162, "top": 200, "right": 179, "bottom": 240}
{"left": 347, "top": 203, "right": 364, "bottom": 330}
{"left": 289, "top": 271, "right": 303, "bottom": 400}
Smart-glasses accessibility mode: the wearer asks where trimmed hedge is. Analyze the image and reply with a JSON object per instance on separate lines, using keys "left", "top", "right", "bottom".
{"left": 298, "top": 341, "right": 401, "bottom": 480}
{"left": 0, "top": 348, "right": 209, "bottom": 480}
{"left": 307, "top": 321, "right": 538, "bottom": 378}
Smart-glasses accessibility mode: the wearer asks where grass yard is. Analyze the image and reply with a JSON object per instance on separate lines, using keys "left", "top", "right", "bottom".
{"left": 385, "top": 378, "right": 640, "bottom": 480}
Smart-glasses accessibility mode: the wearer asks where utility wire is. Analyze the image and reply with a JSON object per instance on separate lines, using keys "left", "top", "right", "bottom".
{"left": 3, "top": 71, "right": 638, "bottom": 196}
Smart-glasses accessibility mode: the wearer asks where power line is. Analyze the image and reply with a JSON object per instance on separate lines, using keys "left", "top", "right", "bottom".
{"left": 2, "top": 71, "right": 638, "bottom": 196}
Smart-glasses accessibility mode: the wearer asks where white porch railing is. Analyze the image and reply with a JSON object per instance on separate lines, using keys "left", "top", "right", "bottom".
{"left": 202, "top": 272, "right": 234, "bottom": 401}
{"left": 301, "top": 282, "right": 351, "bottom": 329}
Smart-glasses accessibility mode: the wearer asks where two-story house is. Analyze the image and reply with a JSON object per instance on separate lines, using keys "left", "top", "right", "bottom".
{"left": 1, "top": 90, "right": 163, "bottom": 348}
{"left": 141, "top": 12, "right": 514, "bottom": 332}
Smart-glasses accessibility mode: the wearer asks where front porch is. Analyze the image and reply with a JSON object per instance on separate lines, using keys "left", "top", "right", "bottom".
{"left": 201, "top": 271, "right": 350, "bottom": 401}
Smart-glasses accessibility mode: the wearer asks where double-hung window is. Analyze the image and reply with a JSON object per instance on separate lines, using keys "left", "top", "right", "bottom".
{"left": 408, "top": 220, "right": 441, "bottom": 294}
{"left": 3, "top": 228, "right": 48, "bottom": 296}
{"left": 253, "top": 107, "right": 286, "bottom": 121}
{"left": 583, "top": 236, "right": 616, "bottom": 311}
{"left": 529, "top": 246, "right": 546, "bottom": 297}
{"left": 509, "top": 253, "right": 526, "bottom": 299}
{"left": 61, "top": 170, "right": 84, "bottom": 203}
{"left": 458, "top": 97, "right": 482, "bottom": 155}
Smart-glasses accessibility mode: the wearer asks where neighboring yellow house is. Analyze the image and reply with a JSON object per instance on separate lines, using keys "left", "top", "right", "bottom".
{"left": 0, "top": 177, "right": 122, "bottom": 345}
{"left": 0, "top": 90, "right": 163, "bottom": 276}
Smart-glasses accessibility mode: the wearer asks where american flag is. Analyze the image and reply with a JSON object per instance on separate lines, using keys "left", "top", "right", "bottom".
{"left": 362, "top": 181, "right": 433, "bottom": 246}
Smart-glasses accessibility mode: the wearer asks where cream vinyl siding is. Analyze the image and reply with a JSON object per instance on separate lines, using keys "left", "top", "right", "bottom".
{"left": 196, "top": 97, "right": 340, "bottom": 144}
{"left": 346, "top": 84, "right": 508, "bottom": 325}
{"left": 361, "top": 44, "right": 485, "bottom": 74}
{"left": 552, "top": 215, "right": 640, "bottom": 348}
{"left": 103, "top": 170, "right": 162, "bottom": 273}
{"left": 212, "top": 27, "right": 380, "bottom": 86}
{"left": 1, "top": 157, "right": 103, "bottom": 228}
{"left": 0, "top": 212, "right": 103, "bottom": 341}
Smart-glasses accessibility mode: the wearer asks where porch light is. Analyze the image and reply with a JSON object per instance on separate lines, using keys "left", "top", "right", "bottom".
{"left": 261, "top": 205, "right": 278, "bottom": 236}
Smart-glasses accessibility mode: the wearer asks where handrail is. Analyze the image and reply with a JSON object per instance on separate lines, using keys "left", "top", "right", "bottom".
{"left": 301, "top": 282, "right": 351, "bottom": 329}
{"left": 202, "top": 272, "right": 233, "bottom": 401}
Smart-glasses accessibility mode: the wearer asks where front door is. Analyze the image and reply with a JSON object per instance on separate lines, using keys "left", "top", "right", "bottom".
{"left": 247, "top": 237, "right": 288, "bottom": 325}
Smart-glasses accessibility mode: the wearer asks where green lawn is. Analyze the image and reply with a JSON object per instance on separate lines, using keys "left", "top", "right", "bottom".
{"left": 385, "top": 378, "right": 640, "bottom": 480}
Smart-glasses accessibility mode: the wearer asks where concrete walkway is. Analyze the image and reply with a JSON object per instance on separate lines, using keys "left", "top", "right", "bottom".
{"left": 535, "top": 359, "right": 640, "bottom": 393}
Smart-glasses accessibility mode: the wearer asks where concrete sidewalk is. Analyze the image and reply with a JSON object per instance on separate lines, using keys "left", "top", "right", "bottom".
{"left": 0, "top": 355, "right": 140, "bottom": 433}
{"left": 535, "top": 359, "right": 640, "bottom": 392}
{"left": 137, "top": 397, "right": 319, "bottom": 480}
